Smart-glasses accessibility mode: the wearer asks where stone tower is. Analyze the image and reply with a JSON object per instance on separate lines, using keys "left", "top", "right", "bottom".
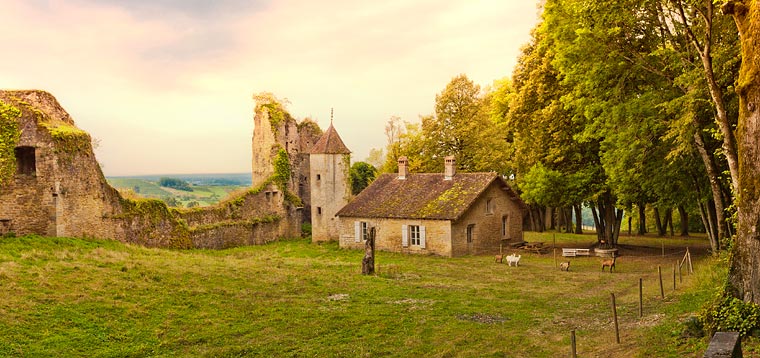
{"left": 309, "top": 121, "right": 351, "bottom": 242}
{"left": 251, "top": 95, "right": 322, "bottom": 220}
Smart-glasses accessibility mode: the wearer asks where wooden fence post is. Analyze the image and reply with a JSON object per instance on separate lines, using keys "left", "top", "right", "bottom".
{"left": 570, "top": 330, "right": 577, "bottom": 358}
{"left": 639, "top": 278, "right": 643, "bottom": 318}
{"left": 611, "top": 293, "right": 620, "bottom": 344}
{"left": 673, "top": 263, "right": 676, "bottom": 291}
{"left": 658, "top": 266, "right": 664, "bottom": 299}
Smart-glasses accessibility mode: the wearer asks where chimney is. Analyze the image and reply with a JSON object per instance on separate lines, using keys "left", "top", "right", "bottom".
{"left": 444, "top": 156, "right": 456, "bottom": 180}
{"left": 398, "top": 156, "right": 409, "bottom": 179}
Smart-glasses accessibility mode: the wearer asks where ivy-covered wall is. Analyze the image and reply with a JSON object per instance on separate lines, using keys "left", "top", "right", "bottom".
{"left": 0, "top": 90, "right": 302, "bottom": 248}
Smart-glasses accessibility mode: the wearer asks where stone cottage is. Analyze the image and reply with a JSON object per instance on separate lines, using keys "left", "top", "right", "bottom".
{"left": 336, "top": 156, "right": 526, "bottom": 257}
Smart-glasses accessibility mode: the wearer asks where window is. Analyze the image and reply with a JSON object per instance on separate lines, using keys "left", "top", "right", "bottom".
{"left": 316, "top": 174, "right": 321, "bottom": 181}
{"left": 402, "top": 224, "right": 425, "bottom": 248}
{"left": 15, "top": 146, "right": 36, "bottom": 176}
{"left": 466, "top": 224, "right": 475, "bottom": 243}
{"left": 317, "top": 207, "right": 322, "bottom": 215}
{"left": 410, "top": 225, "right": 420, "bottom": 246}
{"left": 355, "top": 221, "right": 370, "bottom": 242}
{"left": 486, "top": 198, "right": 494, "bottom": 214}
{"left": 502, "top": 215, "right": 509, "bottom": 237}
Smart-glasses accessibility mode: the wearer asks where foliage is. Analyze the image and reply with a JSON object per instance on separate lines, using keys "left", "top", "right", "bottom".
{"left": 701, "top": 289, "right": 760, "bottom": 337}
{"left": 42, "top": 123, "right": 92, "bottom": 160}
{"left": 159, "top": 177, "right": 193, "bottom": 192}
{"left": 349, "top": 161, "right": 377, "bottom": 195}
{"left": 273, "top": 148, "right": 291, "bottom": 188}
{"left": 0, "top": 100, "right": 21, "bottom": 186}
{"left": 253, "top": 92, "right": 290, "bottom": 134}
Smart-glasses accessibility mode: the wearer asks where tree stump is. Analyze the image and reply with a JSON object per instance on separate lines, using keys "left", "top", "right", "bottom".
{"left": 362, "top": 227, "right": 376, "bottom": 275}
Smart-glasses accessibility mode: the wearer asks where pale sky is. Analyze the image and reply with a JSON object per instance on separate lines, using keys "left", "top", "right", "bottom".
{"left": 1, "top": 0, "right": 541, "bottom": 176}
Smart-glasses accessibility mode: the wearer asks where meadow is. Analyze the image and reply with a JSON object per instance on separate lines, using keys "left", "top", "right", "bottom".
{"left": 0, "top": 232, "right": 754, "bottom": 357}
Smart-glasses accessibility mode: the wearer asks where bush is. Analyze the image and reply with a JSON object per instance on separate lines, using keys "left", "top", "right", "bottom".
{"left": 301, "top": 223, "right": 312, "bottom": 238}
{"left": 700, "top": 290, "right": 760, "bottom": 337}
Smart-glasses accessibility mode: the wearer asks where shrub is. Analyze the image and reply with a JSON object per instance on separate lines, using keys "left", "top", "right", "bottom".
{"left": 700, "top": 290, "right": 760, "bottom": 337}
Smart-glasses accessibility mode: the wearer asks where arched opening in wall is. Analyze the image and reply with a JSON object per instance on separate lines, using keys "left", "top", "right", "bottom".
{"left": 15, "top": 146, "right": 36, "bottom": 176}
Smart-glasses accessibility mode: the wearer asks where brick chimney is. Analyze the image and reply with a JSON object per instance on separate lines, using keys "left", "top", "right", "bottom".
{"left": 398, "top": 156, "right": 409, "bottom": 179}
{"left": 444, "top": 156, "right": 456, "bottom": 180}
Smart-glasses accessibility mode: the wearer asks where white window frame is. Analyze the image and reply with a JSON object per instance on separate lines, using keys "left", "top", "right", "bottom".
{"left": 355, "top": 221, "right": 370, "bottom": 242}
{"left": 404, "top": 224, "right": 426, "bottom": 248}
{"left": 410, "top": 225, "right": 421, "bottom": 246}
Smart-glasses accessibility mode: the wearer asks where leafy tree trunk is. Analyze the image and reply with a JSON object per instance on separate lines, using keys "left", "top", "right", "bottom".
{"left": 678, "top": 205, "right": 690, "bottom": 237}
{"left": 574, "top": 203, "right": 583, "bottom": 234}
{"left": 638, "top": 202, "right": 647, "bottom": 235}
{"left": 724, "top": 0, "right": 760, "bottom": 304}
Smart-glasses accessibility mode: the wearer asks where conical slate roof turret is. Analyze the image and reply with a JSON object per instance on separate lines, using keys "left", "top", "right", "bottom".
{"left": 309, "top": 123, "right": 351, "bottom": 154}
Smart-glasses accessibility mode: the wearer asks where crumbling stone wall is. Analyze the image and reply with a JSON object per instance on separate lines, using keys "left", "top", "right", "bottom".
{"left": 251, "top": 95, "right": 322, "bottom": 224}
{"left": 0, "top": 90, "right": 301, "bottom": 248}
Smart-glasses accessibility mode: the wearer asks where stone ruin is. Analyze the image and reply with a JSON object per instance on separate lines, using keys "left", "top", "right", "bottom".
{"left": 0, "top": 90, "right": 321, "bottom": 248}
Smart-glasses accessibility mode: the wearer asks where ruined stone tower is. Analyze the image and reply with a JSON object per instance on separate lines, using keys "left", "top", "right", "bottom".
{"left": 251, "top": 94, "right": 322, "bottom": 222}
{"left": 309, "top": 121, "right": 351, "bottom": 242}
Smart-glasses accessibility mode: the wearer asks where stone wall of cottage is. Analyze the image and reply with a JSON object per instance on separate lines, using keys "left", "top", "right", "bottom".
{"left": 451, "top": 181, "right": 524, "bottom": 256}
{"left": 338, "top": 217, "right": 453, "bottom": 256}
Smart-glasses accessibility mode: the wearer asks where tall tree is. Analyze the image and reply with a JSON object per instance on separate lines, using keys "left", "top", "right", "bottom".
{"left": 724, "top": 0, "right": 760, "bottom": 304}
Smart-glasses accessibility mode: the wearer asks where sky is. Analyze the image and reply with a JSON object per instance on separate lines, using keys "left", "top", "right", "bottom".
{"left": 1, "top": 0, "right": 541, "bottom": 176}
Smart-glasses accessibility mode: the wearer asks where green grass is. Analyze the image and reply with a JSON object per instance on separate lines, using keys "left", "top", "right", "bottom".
{"left": 107, "top": 178, "right": 245, "bottom": 207}
{"left": 0, "top": 232, "right": 754, "bottom": 357}
{"left": 107, "top": 178, "right": 172, "bottom": 197}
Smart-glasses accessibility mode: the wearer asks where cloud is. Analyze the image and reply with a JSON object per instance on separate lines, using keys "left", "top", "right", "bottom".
{"left": 0, "top": 0, "right": 540, "bottom": 175}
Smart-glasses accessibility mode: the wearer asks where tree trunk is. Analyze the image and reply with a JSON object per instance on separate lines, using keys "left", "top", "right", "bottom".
{"left": 612, "top": 208, "right": 624, "bottom": 246}
{"left": 591, "top": 205, "right": 603, "bottom": 242}
{"left": 628, "top": 215, "right": 632, "bottom": 236}
{"left": 725, "top": 0, "right": 760, "bottom": 304}
{"left": 638, "top": 202, "right": 647, "bottom": 235}
{"left": 548, "top": 207, "right": 556, "bottom": 230}
{"left": 361, "top": 227, "right": 376, "bottom": 275}
{"left": 665, "top": 208, "right": 674, "bottom": 237}
{"left": 693, "top": 132, "right": 728, "bottom": 247}
{"left": 677, "top": 0, "right": 740, "bottom": 193}
{"left": 678, "top": 205, "right": 690, "bottom": 237}
{"left": 654, "top": 207, "right": 666, "bottom": 236}
{"left": 574, "top": 203, "right": 583, "bottom": 234}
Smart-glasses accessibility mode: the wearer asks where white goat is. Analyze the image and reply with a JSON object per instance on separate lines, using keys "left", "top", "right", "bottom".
{"left": 506, "top": 254, "right": 521, "bottom": 267}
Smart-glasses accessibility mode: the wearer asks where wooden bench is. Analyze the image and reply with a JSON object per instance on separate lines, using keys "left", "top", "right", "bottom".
{"left": 562, "top": 248, "right": 591, "bottom": 257}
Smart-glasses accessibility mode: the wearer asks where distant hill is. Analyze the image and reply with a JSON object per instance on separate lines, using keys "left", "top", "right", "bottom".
{"left": 106, "top": 173, "right": 251, "bottom": 207}
{"left": 109, "top": 173, "right": 252, "bottom": 186}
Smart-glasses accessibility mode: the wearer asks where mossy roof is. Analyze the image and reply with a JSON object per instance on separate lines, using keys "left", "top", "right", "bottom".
{"left": 336, "top": 172, "right": 526, "bottom": 221}
{"left": 309, "top": 124, "right": 350, "bottom": 154}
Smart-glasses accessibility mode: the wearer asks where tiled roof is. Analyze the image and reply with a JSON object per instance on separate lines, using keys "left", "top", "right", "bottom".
{"left": 309, "top": 124, "right": 351, "bottom": 154}
{"left": 336, "top": 172, "right": 526, "bottom": 220}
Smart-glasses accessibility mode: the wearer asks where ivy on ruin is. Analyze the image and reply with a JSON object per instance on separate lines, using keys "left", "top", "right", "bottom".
{"left": 0, "top": 100, "right": 22, "bottom": 186}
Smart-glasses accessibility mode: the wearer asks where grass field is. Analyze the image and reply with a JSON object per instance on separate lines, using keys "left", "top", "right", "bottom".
{"left": 106, "top": 177, "right": 246, "bottom": 207}
{"left": 0, "top": 232, "right": 756, "bottom": 357}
